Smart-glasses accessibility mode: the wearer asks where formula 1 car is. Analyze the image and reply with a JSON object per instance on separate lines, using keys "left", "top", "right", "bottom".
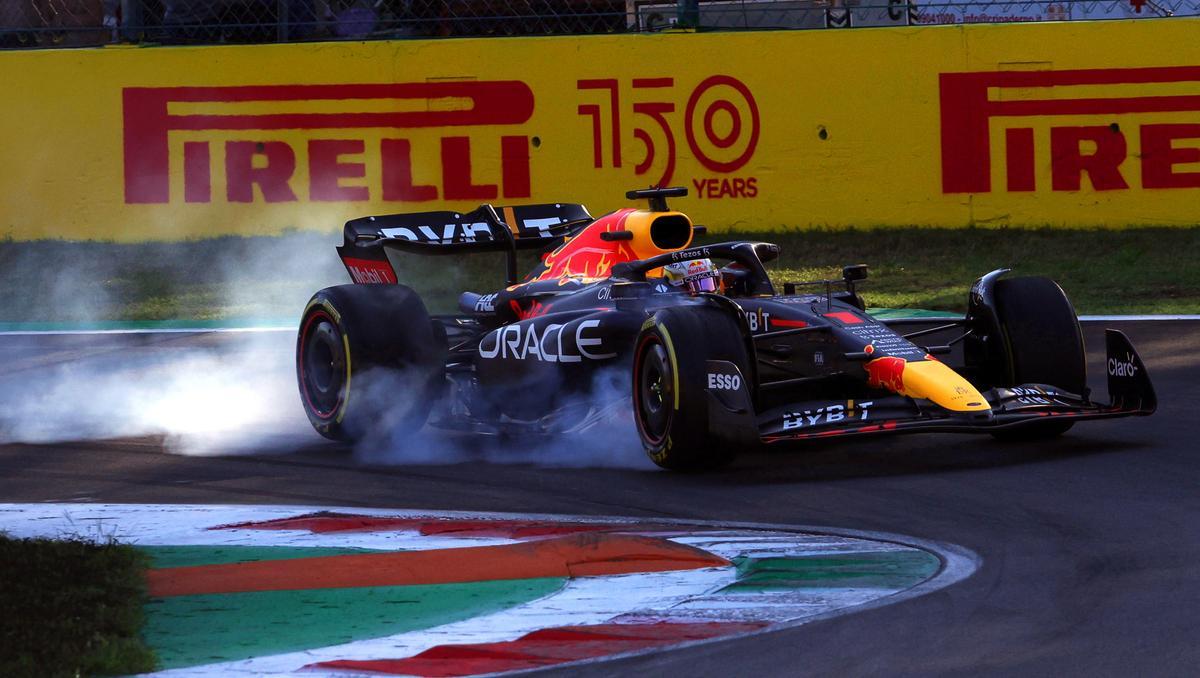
{"left": 297, "top": 187, "right": 1156, "bottom": 470}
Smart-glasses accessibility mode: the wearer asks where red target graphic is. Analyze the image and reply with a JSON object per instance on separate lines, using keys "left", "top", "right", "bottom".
{"left": 685, "top": 76, "right": 760, "bottom": 174}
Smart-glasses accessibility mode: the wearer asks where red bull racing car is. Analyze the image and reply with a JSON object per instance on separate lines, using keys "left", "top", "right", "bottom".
{"left": 297, "top": 187, "right": 1156, "bottom": 470}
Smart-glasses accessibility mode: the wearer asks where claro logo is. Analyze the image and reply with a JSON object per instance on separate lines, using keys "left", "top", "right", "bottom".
{"left": 122, "top": 82, "right": 534, "bottom": 205}
{"left": 940, "top": 66, "right": 1200, "bottom": 194}
{"left": 1108, "top": 352, "right": 1139, "bottom": 377}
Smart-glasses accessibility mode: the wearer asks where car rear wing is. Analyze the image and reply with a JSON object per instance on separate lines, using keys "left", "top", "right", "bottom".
{"left": 336, "top": 202, "right": 592, "bottom": 285}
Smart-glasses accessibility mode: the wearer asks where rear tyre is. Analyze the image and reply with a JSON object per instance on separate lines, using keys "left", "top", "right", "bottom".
{"left": 632, "top": 305, "right": 751, "bottom": 471}
{"left": 989, "top": 276, "right": 1085, "bottom": 441}
{"left": 297, "top": 284, "right": 446, "bottom": 442}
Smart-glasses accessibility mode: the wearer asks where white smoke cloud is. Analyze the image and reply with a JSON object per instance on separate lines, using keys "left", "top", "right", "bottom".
{"left": 0, "top": 331, "right": 320, "bottom": 455}
{"left": 351, "top": 366, "right": 654, "bottom": 470}
{"left": 0, "top": 330, "right": 656, "bottom": 469}
{"left": 0, "top": 229, "right": 656, "bottom": 469}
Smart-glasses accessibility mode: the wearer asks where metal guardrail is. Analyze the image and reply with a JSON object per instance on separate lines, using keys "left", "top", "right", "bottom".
{"left": 0, "top": 0, "right": 1186, "bottom": 49}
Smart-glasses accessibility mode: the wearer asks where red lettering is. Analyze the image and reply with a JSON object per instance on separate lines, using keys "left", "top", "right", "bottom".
{"left": 1050, "top": 126, "right": 1128, "bottom": 191}
{"left": 342, "top": 257, "right": 397, "bottom": 284}
{"left": 308, "top": 139, "right": 368, "bottom": 202}
{"left": 690, "top": 176, "right": 758, "bottom": 199}
{"left": 1005, "top": 127, "right": 1036, "bottom": 192}
{"left": 380, "top": 138, "right": 437, "bottom": 202}
{"left": 501, "top": 135, "right": 531, "bottom": 199}
{"left": 225, "top": 141, "right": 298, "bottom": 203}
{"left": 939, "top": 66, "right": 1200, "bottom": 194}
{"left": 576, "top": 79, "right": 622, "bottom": 168}
{"left": 183, "top": 141, "right": 211, "bottom": 203}
{"left": 441, "top": 137, "right": 496, "bottom": 201}
{"left": 122, "top": 81, "right": 535, "bottom": 204}
{"left": 1141, "top": 123, "right": 1200, "bottom": 189}
{"left": 578, "top": 104, "right": 604, "bottom": 168}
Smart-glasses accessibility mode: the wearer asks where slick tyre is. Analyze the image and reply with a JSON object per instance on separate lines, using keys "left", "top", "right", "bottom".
{"left": 633, "top": 305, "right": 751, "bottom": 471}
{"left": 297, "top": 284, "right": 447, "bottom": 442}
{"left": 990, "top": 276, "right": 1085, "bottom": 441}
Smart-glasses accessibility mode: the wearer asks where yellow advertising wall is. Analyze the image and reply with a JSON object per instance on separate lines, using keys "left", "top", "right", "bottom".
{"left": 3, "top": 19, "right": 1200, "bottom": 240}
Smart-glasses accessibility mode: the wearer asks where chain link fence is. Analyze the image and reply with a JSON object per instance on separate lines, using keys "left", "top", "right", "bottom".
{"left": 0, "top": 0, "right": 1189, "bottom": 48}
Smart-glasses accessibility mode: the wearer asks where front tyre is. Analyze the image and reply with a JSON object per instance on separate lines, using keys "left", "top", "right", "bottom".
{"left": 990, "top": 276, "right": 1085, "bottom": 441}
{"left": 633, "top": 305, "right": 751, "bottom": 471}
{"left": 297, "top": 284, "right": 446, "bottom": 442}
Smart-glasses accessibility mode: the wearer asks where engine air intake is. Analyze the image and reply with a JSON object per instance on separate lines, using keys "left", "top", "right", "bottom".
{"left": 650, "top": 214, "right": 693, "bottom": 250}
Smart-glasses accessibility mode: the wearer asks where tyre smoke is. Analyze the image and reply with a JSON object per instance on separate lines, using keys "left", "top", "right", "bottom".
{"left": 0, "top": 230, "right": 655, "bottom": 469}
{"left": 0, "top": 331, "right": 319, "bottom": 455}
{"left": 351, "top": 366, "right": 654, "bottom": 470}
{"left": 0, "top": 331, "right": 655, "bottom": 469}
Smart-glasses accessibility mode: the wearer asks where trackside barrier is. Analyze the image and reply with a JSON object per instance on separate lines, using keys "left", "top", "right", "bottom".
{"left": 3, "top": 18, "right": 1200, "bottom": 240}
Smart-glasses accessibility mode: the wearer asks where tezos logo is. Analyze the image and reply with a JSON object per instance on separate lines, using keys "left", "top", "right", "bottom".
{"left": 670, "top": 247, "right": 711, "bottom": 262}
{"left": 707, "top": 373, "right": 742, "bottom": 391}
{"left": 1108, "top": 353, "right": 1138, "bottom": 377}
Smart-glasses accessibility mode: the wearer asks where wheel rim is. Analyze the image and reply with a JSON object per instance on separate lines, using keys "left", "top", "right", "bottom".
{"left": 634, "top": 336, "right": 673, "bottom": 446}
{"left": 299, "top": 311, "right": 346, "bottom": 419}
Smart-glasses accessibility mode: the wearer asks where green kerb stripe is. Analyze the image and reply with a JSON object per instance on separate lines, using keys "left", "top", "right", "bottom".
{"left": 725, "top": 550, "right": 941, "bottom": 592}
{"left": 144, "top": 578, "right": 565, "bottom": 670}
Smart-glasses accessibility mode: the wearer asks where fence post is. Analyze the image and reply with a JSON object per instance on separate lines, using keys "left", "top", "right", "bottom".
{"left": 677, "top": 0, "right": 700, "bottom": 28}
{"left": 278, "top": 0, "right": 290, "bottom": 42}
{"left": 120, "top": 0, "right": 142, "bottom": 41}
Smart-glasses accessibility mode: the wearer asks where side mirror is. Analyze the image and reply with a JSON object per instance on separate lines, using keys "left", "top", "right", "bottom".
{"left": 842, "top": 264, "right": 869, "bottom": 282}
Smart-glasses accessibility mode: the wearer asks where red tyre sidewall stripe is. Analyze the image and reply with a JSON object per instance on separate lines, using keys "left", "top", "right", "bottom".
{"left": 633, "top": 332, "right": 669, "bottom": 448}
{"left": 298, "top": 307, "right": 343, "bottom": 421}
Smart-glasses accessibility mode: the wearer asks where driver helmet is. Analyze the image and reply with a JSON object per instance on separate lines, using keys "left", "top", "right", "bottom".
{"left": 663, "top": 258, "right": 722, "bottom": 295}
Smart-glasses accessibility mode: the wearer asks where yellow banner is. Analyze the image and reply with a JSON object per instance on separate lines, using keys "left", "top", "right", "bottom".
{"left": 4, "top": 19, "right": 1200, "bottom": 240}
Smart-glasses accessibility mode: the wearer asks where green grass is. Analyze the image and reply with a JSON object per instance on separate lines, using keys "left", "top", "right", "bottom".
{"left": 0, "top": 535, "right": 156, "bottom": 677}
{"left": 1, "top": 227, "right": 1197, "bottom": 322}
{"left": 701, "top": 227, "right": 1200, "bottom": 314}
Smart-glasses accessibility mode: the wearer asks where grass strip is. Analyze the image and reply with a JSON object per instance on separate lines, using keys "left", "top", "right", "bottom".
{"left": 707, "top": 227, "right": 1200, "bottom": 315}
{"left": 1, "top": 227, "right": 1196, "bottom": 321}
{"left": 0, "top": 535, "right": 156, "bottom": 677}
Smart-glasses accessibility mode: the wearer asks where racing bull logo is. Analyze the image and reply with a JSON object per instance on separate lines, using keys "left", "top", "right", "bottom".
{"left": 865, "top": 356, "right": 907, "bottom": 393}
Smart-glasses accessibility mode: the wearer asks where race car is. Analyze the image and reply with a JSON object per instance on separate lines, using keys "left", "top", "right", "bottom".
{"left": 297, "top": 187, "right": 1156, "bottom": 470}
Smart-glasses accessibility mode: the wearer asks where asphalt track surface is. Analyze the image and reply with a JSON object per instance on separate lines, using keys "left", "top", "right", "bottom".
{"left": 1, "top": 320, "right": 1197, "bottom": 677}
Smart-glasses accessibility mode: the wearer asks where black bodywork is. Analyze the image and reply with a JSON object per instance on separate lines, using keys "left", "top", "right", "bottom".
{"left": 321, "top": 189, "right": 1156, "bottom": 450}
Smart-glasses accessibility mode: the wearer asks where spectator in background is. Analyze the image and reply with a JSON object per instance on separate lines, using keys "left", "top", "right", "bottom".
{"left": 328, "top": 0, "right": 378, "bottom": 38}
{"left": 0, "top": 3, "right": 41, "bottom": 47}
{"left": 1, "top": 0, "right": 109, "bottom": 47}
{"left": 162, "top": 0, "right": 323, "bottom": 44}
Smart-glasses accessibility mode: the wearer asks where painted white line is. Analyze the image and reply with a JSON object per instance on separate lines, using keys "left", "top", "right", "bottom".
{"left": 1079, "top": 315, "right": 1200, "bottom": 321}
{"left": 0, "top": 314, "right": 1195, "bottom": 338}
{"left": 0, "top": 327, "right": 294, "bottom": 337}
{"left": 534, "top": 535, "right": 981, "bottom": 677}
{"left": 157, "top": 567, "right": 739, "bottom": 677}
